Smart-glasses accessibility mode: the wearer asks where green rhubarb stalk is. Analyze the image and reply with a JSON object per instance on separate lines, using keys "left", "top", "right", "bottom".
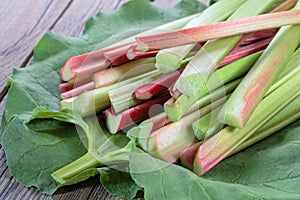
{"left": 193, "top": 70, "right": 300, "bottom": 175}
{"left": 165, "top": 51, "right": 262, "bottom": 121}
{"left": 277, "top": 46, "right": 300, "bottom": 80}
{"left": 181, "top": 95, "right": 300, "bottom": 170}
{"left": 233, "top": 96, "right": 300, "bottom": 155}
{"left": 173, "top": 0, "right": 286, "bottom": 97}
{"left": 61, "top": 70, "right": 161, "bottom": 117}
{"left": 127, "top": 112, "right": 171, "bottom": 151}
{"left": 192, "top": 105, "right": 224, "bottom": 141}
{"left": 155, "top": 0, "right": 247, "bottom": 72}
{"left": 147, "top": 97, "right": 228, "bottom": 163}
{"left": 219, "top": 24, "right": 300, "bottom": 128}
{"left": 51, "top": 116, "right": 132, "bottom": 184}
{"left": 165, "top": 78, "right": 240, "bottom": 122}
{"left": 108, "top": 70, "right": 163, "bottom": 113}
{"left": 193, "top": 62, "right": 300, "bottom": 141}
{"left": 93, "top": 57, "right": 156, "bottom": 88}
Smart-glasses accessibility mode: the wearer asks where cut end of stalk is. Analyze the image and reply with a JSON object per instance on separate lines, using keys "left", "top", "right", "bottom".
{"left": 61, "top": 61, "right": 76, "bottom": 81}
{"left": 136, "top": 39, "right": 149, "bottom": 52}
{"left": 106, "top": 109, "right": 122, "bottom": 134}
{"left": 60, "top": 97, "right": 77, "bottom": 110}
{"left": 192, "top": 123, "right": 207, "bottom": 141}
{"left": 164, "top": 99, "right": 183, "bottom": 122}
{"left": 219, "top": 111, "right": 244, "bottom": 129}
{"left": 134, "top": 91, "right": 152, "bottom": 100}
{"left": 155, "top": 51, "right": 184, "bottom": 73}
{"left": 175, "top": 74, "right": 206, "bottom": 97}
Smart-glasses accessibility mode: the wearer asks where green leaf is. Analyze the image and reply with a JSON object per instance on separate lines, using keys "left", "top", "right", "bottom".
{"left": 1, "top": 117, "right": 86, "bottom": 194}
{"left": 98, "top": 167, "right": 141, "bottom": 199}
{"left": 130, "top": 121, "right": 300, "bottom": 200}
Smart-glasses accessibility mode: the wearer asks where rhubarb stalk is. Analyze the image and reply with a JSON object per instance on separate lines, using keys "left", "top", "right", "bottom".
{"left": 108, "top": 70, "right": 163, "bottom": 113}
{"left": 137, "top": 9, "right": 300, "bottom": 51}
{"left": 134, "top": 70, "right": 182, "bottom": 100}
{"left": 61, "top": 70, "right": 161, "bottom": 117}
{"left": 171, "top": 0, "right": 293, "bottom": 97}
{"left": 219, "top": 24, "right": 300, "bottom": 128}
{"left": 165, "top": 51, "right": 262, "bottom": 121}
{"left": 105, "top": 94, "right": 170, "bottom": 134}
{"left": 93, "top": 58, "right": 156, "bottom": 88}
{"left": 147, "top": 96, "right": 228, "bottom": 163}
{"left": 154, "top": 0, "right": 247, "bottom": 72}
{"left": 193, "top": 70, "right": 300, "bottom": 175}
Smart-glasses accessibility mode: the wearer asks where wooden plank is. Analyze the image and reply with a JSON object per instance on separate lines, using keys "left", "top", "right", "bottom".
{"left": 0, "top": 0, "right": 73, "bottom": 89}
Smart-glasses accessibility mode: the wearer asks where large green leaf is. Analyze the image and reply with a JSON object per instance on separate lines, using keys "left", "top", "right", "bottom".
{"left": 130, "top": 121, "right": 300, "bottom": 200}
{"left": 1, "top": 0, "right": 206, "bottom": 196}
{"left": 1, "top": 117, "right": 86, "bottom": 194}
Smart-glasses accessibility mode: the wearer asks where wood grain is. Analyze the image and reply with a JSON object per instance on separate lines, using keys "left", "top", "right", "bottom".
{"left": 0, "top": 0, "right": 197, "bottom": 199}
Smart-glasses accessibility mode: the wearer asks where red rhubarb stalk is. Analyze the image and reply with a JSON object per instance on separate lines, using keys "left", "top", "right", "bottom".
{"left": 242, "top": 29, "right": 277, "bottom": 45}
{"left": 180, "top": 142, "right": 202, "bottom": 170}
{"left": 60, "top": 43, "right": 136, "bottom": 81}
{"left": 59, "top": 75, "right": 93, "bottom": 92}
{"left": 93, "top": 58, "right": 156, "bottom": 88}
{"left": 106, "top": 94, "right": 170, "bottom": 134}
{"left": 104, "top": 43, "right": 136, "bottom": 62}
{"left": 134, "top": 70, "right": 182, "bottom": 100}
{"left": 218, "top": 37, "right": 273, "bottom": 67}
{"left": 61, "top": 82, "right": 95, "bottom": 99}
{"left": 231, "top": 0, "right": 293, "bottom": 49}
{"left": 136, "top": 10, "right": 300, "bottom": 51}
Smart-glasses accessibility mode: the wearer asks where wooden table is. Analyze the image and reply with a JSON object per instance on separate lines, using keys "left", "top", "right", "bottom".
{"left": 0, "top": 0, "right": 208, "bottom": 199}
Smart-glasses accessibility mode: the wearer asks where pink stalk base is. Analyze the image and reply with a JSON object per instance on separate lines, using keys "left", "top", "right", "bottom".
{"left": 61, "top": 82, "right": 95, "bottom": 99}
{"left": 134, "top": 70, "right": 182, "bottom": 100}
{"left": 106, "top": 94, "right": 170, "bottom": 133}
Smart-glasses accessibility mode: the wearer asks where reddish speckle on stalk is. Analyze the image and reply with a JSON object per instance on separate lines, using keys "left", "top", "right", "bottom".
{"left": 240, "top": 68, "right": 275, "bottom": 126}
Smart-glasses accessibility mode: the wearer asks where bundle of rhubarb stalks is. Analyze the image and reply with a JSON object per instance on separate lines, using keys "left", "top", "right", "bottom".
{"left": 59, "top": 0, "right": 300, "bottom": 175}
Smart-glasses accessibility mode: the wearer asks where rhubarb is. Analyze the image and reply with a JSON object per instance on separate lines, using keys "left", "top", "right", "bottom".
{"left": 171, "top": 1, "right": 294, "bottom": 97}
{"left": 165, "top": 51, "right": 262, "bottom": 121}
{"left": 93, "top": 57, "right": 156, "bottom": 88}
{"left": 218, "top": 37, "right": 272, "bottom": 68}
{"left": 108, "top": 70, "right": 163, "bottom": 113}
{"left": 127, "top": 112, "right": 172, "bottom": 151}
{"left": 59, "top": 75, "right": 92, "bottom": 92}
{"left": 60, "top": 70, "right": 160, "bottom": 117}
{"left": 136, "top": 9, "right": 300, "bottom": 51}
{"left": 193, "top": 70, "right": 300, "bottom": 175}
{"left": 60, "top": 13, "right": 200, "bottom": 81}
{"left": 105, "top": 94, "right": 170, "bottom": 134}
{"left": 182, "top": 95, "right": 300, "bottom": 171}
{"left": 219, "top": 24, "right": 300, "bottom": 128}
{"left": 154, "top": 0, "right": 247, "bottom": 72}
{"left": 180, "top": 142, "right": 202, "bottom": 170}
{"left": 61, "top": 82, "right": 95, "bottom": 99}
{"left": 134, "top": 70, "right": 182, "bottom": 100}
{"left": 192, "top": 105, "right": 224, "bottom": 141}
{"left": 147, "top": 97, "right": 227, "bottom": 163}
